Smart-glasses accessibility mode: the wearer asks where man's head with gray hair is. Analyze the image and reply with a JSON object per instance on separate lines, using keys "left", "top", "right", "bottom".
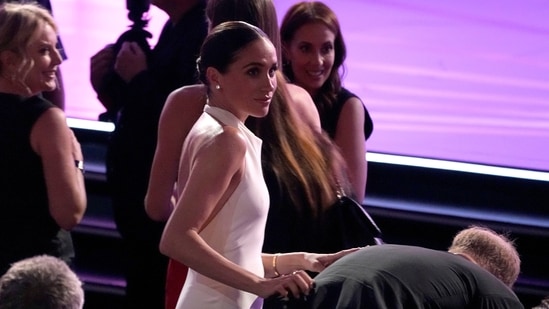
{"left": 0, "top": 255, "right": 84, "bottom": 309}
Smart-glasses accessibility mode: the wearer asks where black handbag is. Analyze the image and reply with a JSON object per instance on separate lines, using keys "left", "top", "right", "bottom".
{"left": 318, "top": 193, "right": 384, "bottom": 252}
{"left": 331, "top": 195, "right": 383, "bottom": 245}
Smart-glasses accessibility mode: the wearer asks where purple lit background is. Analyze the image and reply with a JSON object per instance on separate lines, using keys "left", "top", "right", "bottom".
{"left": 52, "top": 0, "right": 549, "bottom": 172}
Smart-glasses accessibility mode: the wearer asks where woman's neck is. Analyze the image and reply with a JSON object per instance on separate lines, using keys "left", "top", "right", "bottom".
{"left": 207, "top": 95, "right": 246, "bottom": 122}
{"left": 0, "top": 76, "right": 31, "bottom": 97}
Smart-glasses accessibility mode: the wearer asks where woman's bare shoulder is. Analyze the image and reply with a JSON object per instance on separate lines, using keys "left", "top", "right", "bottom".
{"left": 285, "top": 83, "right": 310, "bottom": 102}
{"left": 284, "top": 83, "right": 321, "bottom": 131}
{"left": 166, "top": 85, "right": 207, "bottom": 106}
{"left": 197, "top": 124, "right": 247, "bottom": 164}
{"left": 161, "top": 84, "right": 207, "bottom": 121}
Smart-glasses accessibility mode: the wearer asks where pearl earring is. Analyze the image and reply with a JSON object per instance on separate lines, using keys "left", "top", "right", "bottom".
{"left": 215, "top": 84, "right": 221, "bottom": 90}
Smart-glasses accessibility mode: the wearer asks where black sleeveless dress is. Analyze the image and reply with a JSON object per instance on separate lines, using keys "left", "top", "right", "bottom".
{"left": 0, "top": 93, "right": 74, "bottom": 275}
{"left": 320, "top": 87, "right": 373, "bottom": 140}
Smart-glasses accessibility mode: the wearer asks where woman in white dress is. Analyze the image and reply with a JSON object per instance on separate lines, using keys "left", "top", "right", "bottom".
{"left": 159, "top": 21, "right": 356, "bottom": 309}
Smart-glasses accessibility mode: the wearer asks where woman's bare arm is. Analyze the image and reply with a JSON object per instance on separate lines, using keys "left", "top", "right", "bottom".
{"left": 31, "top": 108, "right": 86, "bottom": 230}
{"left": 334, "top": 97, "right": 367, "bottom": 202}
{"left": 145, "top": 85, "right": 206, "bottom": 221}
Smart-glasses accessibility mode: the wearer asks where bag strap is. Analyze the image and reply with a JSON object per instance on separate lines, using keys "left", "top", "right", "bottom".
{"left": 335, "top": 179, "right": 347, "bottom": 199}
{"left": 335, "top": 179, "right": 384, "bottom": 241}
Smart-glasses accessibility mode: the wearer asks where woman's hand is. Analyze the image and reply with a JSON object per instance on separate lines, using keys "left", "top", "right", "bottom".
{"left": 303, "top": 247, "right": 362, "bottom": 272}
{"left": 256, "top": 270, "right": 314, "bottom": 299}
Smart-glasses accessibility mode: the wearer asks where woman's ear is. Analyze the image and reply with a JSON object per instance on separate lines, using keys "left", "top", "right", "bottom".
{"left": 206, "top": 66, "right": 221, "bottom": 89}
{"left": 0, "top": 50, "right": 19, "bottom": 73}
{"left": 282, "top": 44, "right": 290, "bottom": 63}
{"left": 0, "top": 50, "right": 11, "bottom": 69}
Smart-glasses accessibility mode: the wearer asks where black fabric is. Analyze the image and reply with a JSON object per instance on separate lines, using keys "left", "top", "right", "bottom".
{"left": 262, "top": 165, "right": 321, "bottom": 254}
{"left": 0, "top": 93, "right": 74, "bottom": 275}
{"left": 292, "top": 245, "right": 524, "bottom": 309}
{"left": 318, "top": 195, "right": 383, "bottom": 252}
{"left": 320, "top": 87, "right": 374, "bottom": 140}
{"left": 262, "top": 179, "right": 382, "bottom": 309}
{"left": 263, "top": 170, "right": 381, "bottom": 256}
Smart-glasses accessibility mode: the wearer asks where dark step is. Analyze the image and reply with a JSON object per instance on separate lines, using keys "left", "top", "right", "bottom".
{"left": 81, "top": 280, "right": 125, "bottom": 309}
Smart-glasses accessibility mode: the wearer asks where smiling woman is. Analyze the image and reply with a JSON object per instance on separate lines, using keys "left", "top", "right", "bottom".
{"left": 281, "top": 1, "right": 373, "bottom": 203}
{"left": 0, "top": 6, "right": 62, "bottom": 96}
{"left": 22, "top": 24, "right": 61, "bottom": 90}
{"left": 0, "top": 2, "right": 86, "bottom": 276}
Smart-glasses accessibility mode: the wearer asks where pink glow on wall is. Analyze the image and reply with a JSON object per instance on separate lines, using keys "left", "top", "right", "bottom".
{"left": 51, "top": 0, "right": 549, "bottom": 172}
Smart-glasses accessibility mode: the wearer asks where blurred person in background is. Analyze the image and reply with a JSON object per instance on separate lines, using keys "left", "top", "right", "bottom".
{"left": 89, "top": 0, "right": 208, "bottom": 307}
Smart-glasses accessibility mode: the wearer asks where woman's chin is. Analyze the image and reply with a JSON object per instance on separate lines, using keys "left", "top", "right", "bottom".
{"left": 41, "top": 83, "right": 57, "bottom": 93}
{"left": 253, "top": 106, "right": 270, "bottom": 118}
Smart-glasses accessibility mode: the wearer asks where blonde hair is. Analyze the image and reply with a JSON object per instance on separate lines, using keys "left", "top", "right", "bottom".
{"left": 448, "top": 225, "right": 521, "bottom": 287}
{"left": 0, "top": 2, "right": 57, "bottom": 92}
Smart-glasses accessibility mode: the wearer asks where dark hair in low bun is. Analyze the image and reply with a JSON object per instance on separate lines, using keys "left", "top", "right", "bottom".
{"left": 197, "top": 21, "right": 269, "bottom": 89}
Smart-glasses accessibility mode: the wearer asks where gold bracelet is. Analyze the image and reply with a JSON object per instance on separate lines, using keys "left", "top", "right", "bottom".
{"left": 272, "top": 253, "right": 280, "bottom": 277}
